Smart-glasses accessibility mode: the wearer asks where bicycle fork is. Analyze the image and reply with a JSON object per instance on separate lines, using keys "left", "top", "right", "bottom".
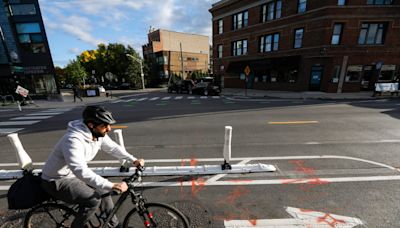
{"left": 138, "top": 206, "right": 157, "bottom": 227}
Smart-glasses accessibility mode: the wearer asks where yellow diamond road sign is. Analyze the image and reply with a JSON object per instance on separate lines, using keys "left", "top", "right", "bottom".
{"left": 244, "top": 66, "right": 251, "bottom": 76}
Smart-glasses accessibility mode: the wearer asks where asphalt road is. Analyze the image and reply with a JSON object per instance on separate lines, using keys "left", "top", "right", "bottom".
{"left": 1, "top": 91, "right": 400, "bottom": 227}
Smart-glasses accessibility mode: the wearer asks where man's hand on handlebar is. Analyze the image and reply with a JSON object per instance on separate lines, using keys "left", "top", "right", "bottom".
{"left": 133, "top": 159, "right": 145, "bottom": 167}
{"left": 112, "top": 181, "right": 128, "bottom": 194}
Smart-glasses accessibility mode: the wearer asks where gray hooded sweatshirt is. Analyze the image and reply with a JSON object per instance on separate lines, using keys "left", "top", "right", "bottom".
{"left": 41, "top": 119, "right": 136, "bottom": 191}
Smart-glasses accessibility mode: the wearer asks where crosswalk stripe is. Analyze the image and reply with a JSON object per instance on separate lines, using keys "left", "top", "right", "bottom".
{"left": 0, "top": 121, "right": 40, "bottom": 126}
{"left": 212, "top": 96, "right": 220, "bottom": 99}
{"left": 11, "top": 116, "right": 53, "bottom": 120}
{"left": 137, "top": 98, "right": 148, "bottom": 101}
{"left": 112, "top": 100, "right": 123, "bottom": 103}
{"left": 0, "top": 128, "right": 24, "bottom": 134}
{"left": 26, "top": 112, "right": 62, "bottom": 116}
{"left": 200, "top": 96, "right": 207, "bottom": 99}
{"left": 126, "top": 98, "right": 137, "bottom": 102}
{"left": 175, "top": 96, "right": 183, "bottom": 100}
{"left": 149, "top": 97, "right": 159, "bottom": 101}
{"left": 162, "top": 97, "right": 171, "bottom": 100}
{"left": 187, "top": 96, "right": 196, "bottom": 99}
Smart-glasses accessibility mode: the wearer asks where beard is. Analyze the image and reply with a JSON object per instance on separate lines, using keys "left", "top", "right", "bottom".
{"left": 91, "top": 128, "right": 106, "bottom": 139}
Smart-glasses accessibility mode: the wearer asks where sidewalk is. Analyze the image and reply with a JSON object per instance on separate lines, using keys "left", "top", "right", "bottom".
{"left": 1, "top": 87, "right": 396, "bottom": 110}
{"left": 0, "top": 88, "right": 164, "bottom": 110}
{"left": 220, "top": 88, "right": 389, "bottom": 100}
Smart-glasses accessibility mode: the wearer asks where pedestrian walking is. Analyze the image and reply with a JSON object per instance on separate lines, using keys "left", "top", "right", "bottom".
{"left": 72, "top": 84, "right": 83, "bottom": 102}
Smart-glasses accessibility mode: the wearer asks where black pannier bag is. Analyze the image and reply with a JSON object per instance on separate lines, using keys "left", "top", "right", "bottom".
{"left": 7, "top": 171, "right": 50, "bottom": 209}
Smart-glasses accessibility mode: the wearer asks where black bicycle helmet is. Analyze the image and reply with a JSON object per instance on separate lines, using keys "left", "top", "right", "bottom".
{"left": 82, "top": 106, "right": 116, "bottom": 125}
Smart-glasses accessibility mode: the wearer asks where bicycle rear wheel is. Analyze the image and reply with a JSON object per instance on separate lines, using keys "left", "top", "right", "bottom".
{"left": 123, "top": 202, "right": 189, "bottom": 228}
{"left": 24, "top": 203, "right": 76, "bottom": 228}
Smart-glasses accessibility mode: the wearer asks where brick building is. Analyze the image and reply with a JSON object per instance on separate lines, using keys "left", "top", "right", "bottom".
{"left": 209, "top": 0, "right": 400, "bottom": 92}
{"left": 142, "top": 29, "right": 210, "bottom": 80}
{"left": 0, "top": 0, "right": 58, "bottom": 99}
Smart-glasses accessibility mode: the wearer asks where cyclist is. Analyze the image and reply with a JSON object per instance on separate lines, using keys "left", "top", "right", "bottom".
{"left": 41, "top": 105, "right": 144, "bottom": 228}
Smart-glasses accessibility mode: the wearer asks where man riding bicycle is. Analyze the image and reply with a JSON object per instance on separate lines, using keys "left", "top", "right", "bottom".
{"left": 41, "top": 105, "right": 144, "bottom": 228}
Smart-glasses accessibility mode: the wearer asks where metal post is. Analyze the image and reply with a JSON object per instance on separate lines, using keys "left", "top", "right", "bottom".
{"left": 126, "top": 54, "right": 145, "bottom": 90}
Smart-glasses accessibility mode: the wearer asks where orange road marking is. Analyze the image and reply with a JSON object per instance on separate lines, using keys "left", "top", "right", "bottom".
{"left": 112, "top": 125, "right": 128, "bottom": 129}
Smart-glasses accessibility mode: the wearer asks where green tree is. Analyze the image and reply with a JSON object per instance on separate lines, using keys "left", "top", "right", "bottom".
{"left": 64, "top": 60, "right": 87, "bottom": 85}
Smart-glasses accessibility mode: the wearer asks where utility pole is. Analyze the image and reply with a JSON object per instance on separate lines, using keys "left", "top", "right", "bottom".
{"left": 180, "top": 42, "right": 184, "bottom": 80}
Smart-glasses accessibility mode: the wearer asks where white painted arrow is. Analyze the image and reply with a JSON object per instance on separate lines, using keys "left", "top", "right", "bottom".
{"left": 224, "top": 206, "right": 364, "bottom": 227}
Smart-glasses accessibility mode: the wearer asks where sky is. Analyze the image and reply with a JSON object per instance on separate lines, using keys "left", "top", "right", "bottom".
{"left": 39, "top": 0, "right": 220, "bottom": 67}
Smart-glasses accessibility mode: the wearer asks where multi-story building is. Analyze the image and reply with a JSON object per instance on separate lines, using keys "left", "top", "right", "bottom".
{"left": 0, "top": 0, "right": 58, "bottom": 99}
{"left": 142, "top": 29, "right": 210, "bottom": 80}
{"left": 209, "top": 0, "right": 400, "bottom": 92}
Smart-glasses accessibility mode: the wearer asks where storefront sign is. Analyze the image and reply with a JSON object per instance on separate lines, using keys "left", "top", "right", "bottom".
{"left": 15, "top": 85, "right": 29, "bottom": 97}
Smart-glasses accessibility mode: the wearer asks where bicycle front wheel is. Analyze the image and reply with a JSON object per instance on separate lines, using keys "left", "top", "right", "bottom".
{"left": 24, "top": 203, "right": 76, "bottom": 228}
{"left": 123, "top": 202, "right": 189, "bottom": 228}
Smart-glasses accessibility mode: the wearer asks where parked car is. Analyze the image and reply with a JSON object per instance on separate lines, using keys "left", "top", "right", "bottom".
{"left": 168, "top": 79, "right": 195, "bottom": 94}
{"left": 119, "top": 83, "right": 133, "bottom": 89}
{"left": 191, "top": 81, "right": 221, "bottom": 96}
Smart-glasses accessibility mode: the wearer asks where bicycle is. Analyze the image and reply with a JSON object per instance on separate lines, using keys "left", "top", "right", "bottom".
{"left": 23, "top": 166, "right": 190, "bottom": 228}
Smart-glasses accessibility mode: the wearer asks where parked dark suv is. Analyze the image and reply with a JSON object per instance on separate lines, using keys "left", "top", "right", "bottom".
{"left": 191, "top": 77, "right": 221, "bottom": 96}
{"left": 167, "top": 79, "right": 195, "bottom": 94}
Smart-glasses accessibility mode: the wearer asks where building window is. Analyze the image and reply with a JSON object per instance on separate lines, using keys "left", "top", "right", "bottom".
{"left": 298, "top": 0, "right": 307, "bottom": 13}
{"left": 232, "top": 40, "right": 248, "bottom": 56}
{"left": 260, "top": 33, "right": 279, "bottom": 52}
{"left": 218, "top": 19, "right": 223, "bottom": 34}
{"left": 358, "top": 23, "right": 386, "bottom": 45}
{"left": 217, "top": 45, "right": 223, "bottom": 58}
{"left": 294, "top": 28, "right": 304, "bottom": 48}
{"left": 338, "top": 0, "right": 346, "bottom": 5}
{"left": 331, "top": 23, "right": 343, "bottom": 45}
{"left": 379, "top": 65, "right": 396, "bottom": 81}
{"left": 261, "top": 0, "right": 282, "bottom": 22}
{"left": 367, "top": 0, "right": 392, "bottom": 5}
{"left": 15, "top": 22, "right": 45, "bottom": 53}
{"left": 10, "top": 4, "right": 36, "bottom": 15}
{"left": 331, "top": 65, "right": 341, "bottom": 83}
{"left": 232, "top": 11, "right": 248, "bottom": 30}
{"left": 346, "top": 65, "right": 362, "bottom": 82}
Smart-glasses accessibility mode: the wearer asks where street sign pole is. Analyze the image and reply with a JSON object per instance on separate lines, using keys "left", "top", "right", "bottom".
{"left": 244, "top": 66, "right": 251, "bottom": 97}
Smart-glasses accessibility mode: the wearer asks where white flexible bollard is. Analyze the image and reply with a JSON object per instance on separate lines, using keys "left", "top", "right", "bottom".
{"left": 114, "top": 129, "right": 129, "bottom": 172}
{"left": 7, "top": 133, "right": 32, "bottom": 170}
{"left": 222, "top": 126, "right": 232, "bottom": 170}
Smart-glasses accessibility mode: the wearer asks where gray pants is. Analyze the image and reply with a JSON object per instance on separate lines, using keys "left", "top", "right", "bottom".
{"left": 41, "top": 178, "right": 118, "bottom": 228}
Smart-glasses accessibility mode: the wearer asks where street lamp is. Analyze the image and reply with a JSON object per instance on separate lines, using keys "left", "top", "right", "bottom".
{"left": 126, "top": 54, "right": 145, "bottom": 90}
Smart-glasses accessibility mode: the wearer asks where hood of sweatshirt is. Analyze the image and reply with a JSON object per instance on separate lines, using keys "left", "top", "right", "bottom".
{"left": 67, "top": 119, "right": 93, "bottom": 142}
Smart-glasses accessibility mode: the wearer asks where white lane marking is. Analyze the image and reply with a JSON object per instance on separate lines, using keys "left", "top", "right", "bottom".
{"left": 0, "top": 128, "right": 24, "bottom": 134}
{"left": 2, "top": 175, "right": 400, "bottom": 190}
{"left": 162, "top": 97, "right": 171, "bottom": 100}
{"left": 136, "top": 175, "right": 400, "bottom": 187}
{"left": 304, "top": 142, "right": 321, "bottom": 145}
{"left": 175, "top": 96, "right": 183, "bottom": 100}
{"left": 118, "top": 93, "right": 149, "bottom": 99}
{"left": 207, "top": 159, "right": 251, "bottom": 183}
{"left": 149, "top": 97, "right": 159, "bottom": 101}
{"left": 225, "top": 207, "right": 363, "bottom": 227}
{"left": 187, "top": 96, "right": 196, "bottom": 99}
{"left": 26, "top": 112, "right": 61, "bottom": 116}
{"left": 0, "top": 121, "right": 40, "bottom": 126}
{"left": 11, "top": 116, "right": 53, "bottom": 120}
{"left": 137, "top": 98, "right": 148, "bottom": 101}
